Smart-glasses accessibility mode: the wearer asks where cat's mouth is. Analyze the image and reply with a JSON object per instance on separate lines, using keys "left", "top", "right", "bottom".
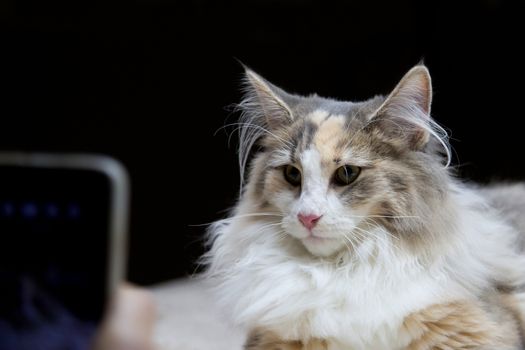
{"left": 299, "top": 232, "right": 342, "bottom": 257}
{"left": 302, "top": 233, "right": 334, "bottom": 244}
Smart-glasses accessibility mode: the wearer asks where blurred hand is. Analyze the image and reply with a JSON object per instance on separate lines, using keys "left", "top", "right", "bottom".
{"left": 92, "top": 285, "right": 156, "bottom": 350}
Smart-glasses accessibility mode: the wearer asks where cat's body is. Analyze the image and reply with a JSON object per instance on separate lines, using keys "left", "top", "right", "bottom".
{"left": 205, "top": 66, "right": 525, "bottom": 349}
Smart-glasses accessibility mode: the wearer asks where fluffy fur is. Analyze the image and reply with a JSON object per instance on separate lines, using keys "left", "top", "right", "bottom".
{"left": 204, "top": 65, "right": 525, "bottom": 349}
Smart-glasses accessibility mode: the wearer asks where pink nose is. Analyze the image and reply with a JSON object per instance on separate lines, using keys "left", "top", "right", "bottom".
{"left": 297, "top": 213, "right": 322, "bottom": 230}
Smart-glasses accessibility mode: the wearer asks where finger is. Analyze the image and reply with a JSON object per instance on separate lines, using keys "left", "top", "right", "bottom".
{"left": 93, "top": 284, "right": 156, "bottom": 350}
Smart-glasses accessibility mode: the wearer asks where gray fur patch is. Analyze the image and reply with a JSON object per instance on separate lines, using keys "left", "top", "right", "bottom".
{"left": 342, "top": 177, "right": 375, "bottom": 203}
{"left": 288, "top": 120, "right": 319, "bottom": 162}
{"left": 388, "top": 173, "right": 409, "bottom": 193}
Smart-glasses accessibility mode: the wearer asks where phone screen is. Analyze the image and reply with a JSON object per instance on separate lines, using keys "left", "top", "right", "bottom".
{"left": 0, "top": 166, "right": 112, "bottom": 350}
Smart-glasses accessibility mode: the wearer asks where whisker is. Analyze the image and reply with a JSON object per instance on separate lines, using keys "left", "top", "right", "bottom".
{"left": 273, "top": 230, "right": 289, "bottom": 242}
{"left": 250, "top": 222, "right": 283, "bottom": 236}
{"left": 341, "top": 232, "right": 365, "bottom": 261}
{"left": 362, "top": 218, "right": 400, "bottom": 243}
{"left": 229, "top": 212, "right": 284, "bottom": 219}
{"left": 216, "top": 122, "right": 293, "bottom": 147}
{"left": 223, "top": 119, "right": 296, "bottom": 190}
{"left": 191, "top": 212, "right": 283, "bottom": 227}
{"left": 352, "top": 225, "right": 394, "bottom": 251}
{"left": 231, "top": 124, "right": 293, "bottom": 150}
{"left": 188, "top": 222, "right": 220, "bottom": 227}
{"left": 348, "top": 215, "right": 420, "bottom": 219}
{"left": 340, "top": 236, "right": 355, "bottom": 256}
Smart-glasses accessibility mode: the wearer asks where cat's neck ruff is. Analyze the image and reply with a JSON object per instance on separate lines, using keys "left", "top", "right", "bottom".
{"left": 206, "top": 184, "right": 524, "bottom": 349}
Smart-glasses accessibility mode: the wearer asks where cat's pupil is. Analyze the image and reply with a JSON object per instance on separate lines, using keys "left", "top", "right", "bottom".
{"left": 334, "top": 165, "right": 360, "bottom": 186}
{"left": 284, "top": 165, "right": 301, "bottom": 187}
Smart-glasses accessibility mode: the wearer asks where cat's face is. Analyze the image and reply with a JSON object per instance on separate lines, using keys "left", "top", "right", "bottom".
{"left": 239, "top": 66, "right": 449, "bottom": 257}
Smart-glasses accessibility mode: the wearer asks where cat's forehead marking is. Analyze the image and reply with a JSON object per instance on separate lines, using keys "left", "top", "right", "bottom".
{"left": 290, "top": 120, "right": 318, "bottom": 162}
{"left": 307, "top": 111, "right": 347, "bottom": 164}
{"left": 295, "top": 110, "right": 329, "bottom": 155}
{"left": 308, "top": 110, "right": 331, "bottom": 124}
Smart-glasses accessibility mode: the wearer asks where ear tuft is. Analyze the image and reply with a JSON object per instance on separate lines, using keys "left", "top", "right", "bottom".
{"left": 373, "top": 65, "right": 433, "bottom": 150}
{"left": 242, "top": 69, "right": 294, "bottom": 129}
{"left": 235, "top": 68, "right": 298, "bottom": 189}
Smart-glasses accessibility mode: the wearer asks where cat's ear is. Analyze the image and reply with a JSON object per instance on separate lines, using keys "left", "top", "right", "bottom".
{"left": 371, "top": 65, "right": 433, "bottom": 150}
{"left": 242, "top": 68, "right": 295, "bottom": 129}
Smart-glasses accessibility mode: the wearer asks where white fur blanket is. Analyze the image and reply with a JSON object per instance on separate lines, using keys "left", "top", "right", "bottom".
{"left": 151, "top": 278, "right": 245, "bottom": 350}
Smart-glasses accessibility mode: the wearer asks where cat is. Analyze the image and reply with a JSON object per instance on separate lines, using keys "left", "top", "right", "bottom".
{"left": 203, "top": 65, "right": 525, "bottom": 349}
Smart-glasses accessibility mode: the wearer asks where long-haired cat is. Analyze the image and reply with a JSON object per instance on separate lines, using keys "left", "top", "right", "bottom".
{"left": 204, "top": 65, "right": 525, "bottom": 349}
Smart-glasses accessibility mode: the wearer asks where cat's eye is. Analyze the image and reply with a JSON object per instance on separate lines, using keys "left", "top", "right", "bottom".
{"left": 334, "top": 165, "right": 361, "bottom": 186}
{"left": 283, "top": 165, "right": 301, "bottom": 187}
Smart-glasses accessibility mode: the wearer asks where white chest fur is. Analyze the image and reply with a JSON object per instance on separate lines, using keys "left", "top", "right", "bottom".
{"left": 207, "top": 218, "right": 478, "bottom": 350}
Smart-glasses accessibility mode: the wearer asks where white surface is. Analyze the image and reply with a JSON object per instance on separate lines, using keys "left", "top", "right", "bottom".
{"left": 151, "top": 278, "right": 245, "bottom": 350}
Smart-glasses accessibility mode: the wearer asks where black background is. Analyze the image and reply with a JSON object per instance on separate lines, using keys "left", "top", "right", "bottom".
{"left": 2, "top": 0, "right": 524, "bottom": 285}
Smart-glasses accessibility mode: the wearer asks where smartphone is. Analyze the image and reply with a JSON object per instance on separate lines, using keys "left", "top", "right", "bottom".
{"left": 0, "top": 153, "right": 129, "bottom": 350}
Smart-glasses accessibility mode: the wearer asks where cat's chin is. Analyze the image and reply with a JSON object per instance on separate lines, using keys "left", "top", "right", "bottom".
{"left": 301, "top": 236, "right": 343, "bottom": 257}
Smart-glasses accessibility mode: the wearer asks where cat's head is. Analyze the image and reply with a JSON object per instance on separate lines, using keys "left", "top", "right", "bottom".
{"left": 237, "top": 65, "right": 451, "bottom": 257}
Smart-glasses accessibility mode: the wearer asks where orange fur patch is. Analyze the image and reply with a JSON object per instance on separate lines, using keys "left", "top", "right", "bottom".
{"left": 402, "top": 300, "right": 520, "bottom": 350}
{"left": 244, "top": 330, "right": 328, "bottom": 350}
